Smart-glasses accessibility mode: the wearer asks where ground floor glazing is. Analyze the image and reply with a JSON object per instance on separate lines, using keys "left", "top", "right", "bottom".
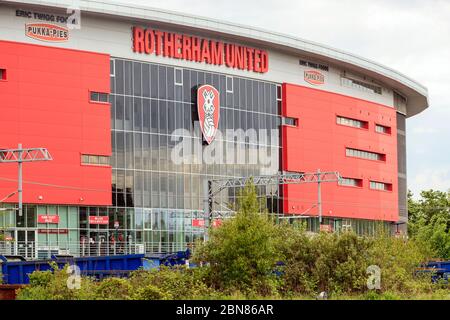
{"left": 0, "top": 204, "right": 395, "bottom": 259}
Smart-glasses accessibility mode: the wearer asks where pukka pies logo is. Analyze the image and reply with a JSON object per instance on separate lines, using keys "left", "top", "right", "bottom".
{"left": 197, "top": 85, "right": 220, "bottom": 144}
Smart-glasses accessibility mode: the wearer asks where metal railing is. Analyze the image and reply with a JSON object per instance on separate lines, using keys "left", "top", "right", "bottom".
{"left": 0, "top": 241, "right": 196, "bottom": 260}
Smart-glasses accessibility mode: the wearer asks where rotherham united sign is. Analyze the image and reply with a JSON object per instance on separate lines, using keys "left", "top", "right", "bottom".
{"left": 197, "top": 85, "right": 220, "bottom": 144}
{"left": 132, "top": 27, "right": 269, "bottom": 73}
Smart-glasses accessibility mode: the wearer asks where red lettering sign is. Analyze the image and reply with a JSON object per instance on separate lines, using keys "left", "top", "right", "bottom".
{"left": 192, "top": 219, "right": 205, "bottom": 227}
{"left": 38, "top": 214, "right": 60, "bottom": 224}
{"left": 132, "top": 27, "right": 269, "bottom": 73}
{"left": 89, "top": 216, "right": 109, "bottom": 225}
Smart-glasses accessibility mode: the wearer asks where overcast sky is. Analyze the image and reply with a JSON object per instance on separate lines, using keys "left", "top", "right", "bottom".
{"left": 126, "top": 0, "right": 449, "bottom": 197}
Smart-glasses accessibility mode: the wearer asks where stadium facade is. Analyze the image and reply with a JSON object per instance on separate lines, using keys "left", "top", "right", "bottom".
{"left": 0, "top": 0, "right": 428, "bottom": 258}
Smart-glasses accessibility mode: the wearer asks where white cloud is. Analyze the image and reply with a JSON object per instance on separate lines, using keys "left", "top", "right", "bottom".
{"left": 412, "top": 127, "right": 438, "bottom": 134}
{"left": 411, "top": 168, "right": 450, "bottom": 198}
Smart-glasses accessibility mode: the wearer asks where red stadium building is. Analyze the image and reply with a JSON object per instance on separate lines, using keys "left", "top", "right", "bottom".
{"left": 0, "top": 0, "right": 428, "bottom": 258}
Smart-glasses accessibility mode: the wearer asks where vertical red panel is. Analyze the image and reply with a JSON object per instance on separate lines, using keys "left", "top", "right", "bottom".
{"left": 282, "top": 83, "right": 398, "bottom": 222}
{"left": 0, "top": 40, "right": 111, "bottom": 206}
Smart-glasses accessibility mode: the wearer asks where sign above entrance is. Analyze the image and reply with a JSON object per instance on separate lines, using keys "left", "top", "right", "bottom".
{"left": 38, "top": 214, "right": 60, "bottom": 224}
{"left": 132, "top": 27, "right": 269, "bottom": 73}
{"left": 89, "top": 216, "right": 109, "bottom": 225}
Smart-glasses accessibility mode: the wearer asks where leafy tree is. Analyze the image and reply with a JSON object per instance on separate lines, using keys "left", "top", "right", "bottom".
{"left": 194, "top": 182, "right": 280, "bottom": 296}
{"left": 408, "top": 189, "right": 450, "bottom": 259}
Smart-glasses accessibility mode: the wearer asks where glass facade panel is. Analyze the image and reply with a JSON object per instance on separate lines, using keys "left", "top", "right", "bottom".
{"left": 107, "top": 58, "right": 281, "bottom": 250}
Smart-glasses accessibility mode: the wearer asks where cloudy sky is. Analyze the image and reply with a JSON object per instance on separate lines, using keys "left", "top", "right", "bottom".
{"left": 127, "top": 0, "right": 449, "bottom": 197}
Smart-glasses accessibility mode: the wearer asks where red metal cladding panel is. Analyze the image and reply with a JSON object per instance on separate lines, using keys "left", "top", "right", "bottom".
{"left": 282, "top": 83, "right": 398, "bottom": 222}
{"left": 0, "top": 40, "right": 111, "bottom": 206}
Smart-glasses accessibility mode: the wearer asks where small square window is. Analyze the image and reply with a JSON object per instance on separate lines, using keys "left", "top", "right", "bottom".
{"left": 283, "top": 117, "right": 298, "bottom": 126}
{"left": 90, "top": 92, "right": 99, "bottom": 101}
{"left": 81, "top": 155, "right": 89, "bottom": 164}
{"left": 0, "top": 69, "right": 5, "bottom": 80}
{"left": 89, "top": 155, "right": 99, "bottom": 165}
{"left": 99, "top": 93, "right": 109, "bottom": 103}
{"left": 226, "top": 76, "right": 233, "bottom": 93}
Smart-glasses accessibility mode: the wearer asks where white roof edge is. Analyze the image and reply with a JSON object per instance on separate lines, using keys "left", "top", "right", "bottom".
{"left": 3, "top": 0, "right": 429, "bottom": 117}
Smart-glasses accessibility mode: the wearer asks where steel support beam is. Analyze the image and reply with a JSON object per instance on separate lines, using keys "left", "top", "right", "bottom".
{"left": 0, "top": 144, "right": 52, "bottom": 216}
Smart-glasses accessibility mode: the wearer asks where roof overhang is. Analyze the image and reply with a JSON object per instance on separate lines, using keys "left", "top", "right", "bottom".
{"left": 2, "top": 0, "right": 429, "bottom": 117}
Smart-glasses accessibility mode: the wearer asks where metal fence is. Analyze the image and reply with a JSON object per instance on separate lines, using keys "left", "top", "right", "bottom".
{"left": 0, "top": 241, "right": 195, "bottom": 259}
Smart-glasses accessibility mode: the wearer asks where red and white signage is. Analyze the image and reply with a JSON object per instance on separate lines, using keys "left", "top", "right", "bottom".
{"left": 197, "top": 85, "right": 220, "bottom": 144}
{"left": 304, "top": 70, "right": 325, "bottom": 85}
{"left": 320, "top": 224, "right": 332, "bottom": 232}
{"left": 25, "top": 23, "right": 69, "bottom": 42}
{"left": 192, "top": 219, "right": 205, "bottom": 228}
{"left": 132, "top": 27, "right": 269, "bottom": 73}
{"left": 89, "top": 216, "right": 109, "bottom": 225}
{"left": 192, "top": 219, "right": 222, "bottom": 228}
{"left": 38, "top": 214, "right": 60, "bottom": 224}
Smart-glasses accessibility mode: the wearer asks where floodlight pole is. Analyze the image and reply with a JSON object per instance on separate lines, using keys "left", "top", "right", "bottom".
{"left": 18, "top": 143, "right": 23, "bottom": 218}
{"left": 317, "top": 168, "right": 322, "bottom": 224}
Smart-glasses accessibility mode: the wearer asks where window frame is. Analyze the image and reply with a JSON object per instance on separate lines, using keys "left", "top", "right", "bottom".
{"left": 369, "top": 181, "right": 393, "bottom": 192}
{"left": 226, "top": 76, "right": 233, "bottom": 93}
{"left": 375, "top": 124, "right": 392, "bottom": 135}
{"left": 0, "top": 68, "right": 6, "bottom": 81}
{"left": 338, "top": 177, "right": 363, "bottom": 188}
{"left": 345, "top": 147, "right": 386, "bottom": 162}
{"left": 89, "top": 91, "right": 110, "bottom": 104}
{"left": 80, "top": 154, "right": 111, "bottom": 167}
{"left": 174, "top": 68, "right": 183, "bottom": 86}
{"left": 282, "top": 117, "right": 298, "bottom": 127}
{"left": 336, "top": 115, "right": 369, "bottom": 130}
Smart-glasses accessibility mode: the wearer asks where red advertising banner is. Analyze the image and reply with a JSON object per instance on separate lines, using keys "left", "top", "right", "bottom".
{"left": 320, "top": 224, "right": 333, "bottom": 232}
{"left": 38, "top": 229, "right": 68, "bottom": 234}
{"left": 89, "top": 216, "right": 109, "bottom": 225}
{"left": 192, "top": 219, "right": 205, "bottom": 227}
{"left": 38, "top": 214, "right": 60, "bottom": 224}
{"left": 192, "top": 219, "right": 223, "bottom": 228}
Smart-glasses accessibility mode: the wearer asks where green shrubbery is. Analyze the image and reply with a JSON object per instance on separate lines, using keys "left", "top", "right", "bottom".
{"left": 15, "top": 184, "right": 449, "bottom": 300}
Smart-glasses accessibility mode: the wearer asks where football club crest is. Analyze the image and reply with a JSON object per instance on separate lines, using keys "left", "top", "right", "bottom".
{"left": 197, "top": 85, "right": 220, "bottom": 144}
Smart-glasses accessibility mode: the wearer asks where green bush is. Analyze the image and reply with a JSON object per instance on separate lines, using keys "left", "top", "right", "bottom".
{"left": 129, "top": 266, "right": 214, "bottom": 300}
{"left": 132, "top": 284, "right": 172, "bottom": 300}
{"left": 16, "top": 263, "right": 97, "bottom": 300}
{"left": 193, "top": 182, "right": 280, "bottom": 296}
{"left": 95, "top": 277, "right": 132, "bottom": 300}
{"left": 278, "top": 226, "right": 371, "bottom": 296}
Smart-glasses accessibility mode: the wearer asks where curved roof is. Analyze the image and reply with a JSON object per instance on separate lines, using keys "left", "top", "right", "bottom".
{"left": 4, "top": 0, "right": 429, "bottom": 117}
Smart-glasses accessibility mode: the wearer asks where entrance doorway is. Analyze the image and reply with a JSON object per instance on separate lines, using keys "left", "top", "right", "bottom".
{"left": 15, "top": 230, "right": 36, "bottom": 259}
{"left": 83, "top": 231, "right": 109, "bottom": 256}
